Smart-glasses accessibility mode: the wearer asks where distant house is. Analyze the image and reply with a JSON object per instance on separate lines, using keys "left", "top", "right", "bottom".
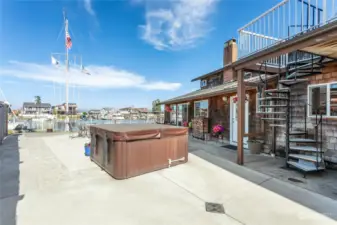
{"left": 100, "top": 107, "right": 114, "bottom": 119}
{"left": 22, "top": 102, "right": 52, "bottom": 115}
{"left": 54, "top": 103, "right": 77, "bottom": 115}
{"left": 88, "top": 109, "right": 101, "bottom": 119}
{"left": 134, "top": 108, "right": 149, "bottom": 119}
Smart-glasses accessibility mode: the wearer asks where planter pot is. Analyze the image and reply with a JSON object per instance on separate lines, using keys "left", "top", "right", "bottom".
{"left": 247, "top": 141, "right": 262, "bottom": 154}
{"left": 84, "top": 146, "right": 90, "bottom": 156}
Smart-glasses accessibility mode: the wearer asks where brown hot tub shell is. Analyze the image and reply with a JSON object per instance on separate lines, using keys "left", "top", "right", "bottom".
{"left": 90, "top": 124, "right": 188, "bottom": 179}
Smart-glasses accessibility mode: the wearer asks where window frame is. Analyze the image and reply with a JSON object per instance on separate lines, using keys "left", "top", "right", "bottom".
{"left": 307, "top": 81, "right": 337, "bottom": 118}
{"left": 194, "top": 99, "right": 209, "bottom": 118}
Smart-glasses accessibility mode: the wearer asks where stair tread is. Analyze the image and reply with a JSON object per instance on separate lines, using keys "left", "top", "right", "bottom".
{"left": 261, "top": 118, "right": 286, "bottom": 120}
{"left": 289, "top": 138, "right": 318, "bottom": 143}
{"left": 279, "top": 79, "right": 308, "bottom": 85}
{"left": 289, "top": 131, "right": 307, "bottom": 135}
{"left": 290, "top": 146, "right": 321, "bottom": 152}
{"left": 269, "top": 124, "right": 286, "bottom": 127}
{"left": 265, "top": 88, "right": 290, "bottom": 93}
{"left": 259, "top": 105, "right": 288, "bottom": 108}
{"left": 259, "top": 97, "right": 289, "bottom": 100}
{"left": 287, "top": 72, "right": 320, "bottom": 79}
{"left": 256, "top": 112, "right": 286, "bottom": 114}
{"left": 287, "top": 161, "right": 325, "bottom": 172}
{"left": 289, "top": 154, "right": 322, "bottom": 162}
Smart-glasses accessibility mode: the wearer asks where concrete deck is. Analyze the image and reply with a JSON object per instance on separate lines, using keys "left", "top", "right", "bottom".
{"left": 0, "top": 133, "right": 336, "bottom": 225}
{"left": 189, "top": 138, "right": 337, "bottom": 201}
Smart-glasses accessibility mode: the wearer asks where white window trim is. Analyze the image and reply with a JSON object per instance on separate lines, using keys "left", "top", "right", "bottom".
{"left": 307, "top": 81, "right": 337, "bottom": 118}
{"left": 194, "top": 99, "right": 209, "bottom": 118}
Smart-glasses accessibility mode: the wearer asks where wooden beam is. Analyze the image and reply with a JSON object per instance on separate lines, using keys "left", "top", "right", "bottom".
{"left": 244, "top": 82, "right": 259, "bottom": 87}
{"left": 237, "top": 69, "right": 245, "bottom": 165}
{"left": 244, "top": 64, "right": 284, "bottom": 74}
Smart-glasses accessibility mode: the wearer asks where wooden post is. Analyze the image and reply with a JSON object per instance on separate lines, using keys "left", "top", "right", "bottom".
{"left": 187, "top": 103, "right": 189, "bottom": 124}
{"left": 176, "top": 104, "right": 178, "bottom": 126}
{"left": 237, "top": 69, "right": 245, "bottom": 165}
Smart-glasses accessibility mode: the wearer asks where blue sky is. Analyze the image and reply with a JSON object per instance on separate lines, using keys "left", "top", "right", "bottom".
{"left": 0, "top": 0, "right": 280, "bottom": 110}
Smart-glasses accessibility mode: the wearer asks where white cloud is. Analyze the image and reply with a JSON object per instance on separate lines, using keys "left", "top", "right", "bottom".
{"left": 0, "top": 61, "right": 181, "bottom": 91}
{"left": 139, "top": 0, "right": 219, "bottom": 50}
{"left": 84, "top": 0, "right": 95, "bottom": 16}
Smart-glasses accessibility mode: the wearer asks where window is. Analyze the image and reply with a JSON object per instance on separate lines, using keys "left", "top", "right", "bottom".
{"left": 308, "top": 84, "right": 327, "bottom": 116}
{"left": 200, "top": 80, "right": 207, "bottom": 88}
{"left": 330, "top": 83, "right": 337, "bottom": 116}
{"left": 308, "top": 82, "right": 337, "bottom": 118}
{"left": 194, "top": 100, "right": 208, "bottom": 118}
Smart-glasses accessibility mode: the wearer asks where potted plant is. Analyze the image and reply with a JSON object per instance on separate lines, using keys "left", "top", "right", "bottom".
{"left": 212, "top": 124, "right": 225, "bottom": 139}
{"left": 247, "top": 137, "right": 263, "bottom": 154}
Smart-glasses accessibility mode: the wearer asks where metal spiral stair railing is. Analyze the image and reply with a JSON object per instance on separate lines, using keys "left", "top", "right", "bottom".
{"left": 257, "top": 56, "right": 325, "bottom": 177}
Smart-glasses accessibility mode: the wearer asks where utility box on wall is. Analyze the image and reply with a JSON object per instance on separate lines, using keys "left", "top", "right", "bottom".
{"left": 0, "top": 102, "right": 9, "bottom": 144}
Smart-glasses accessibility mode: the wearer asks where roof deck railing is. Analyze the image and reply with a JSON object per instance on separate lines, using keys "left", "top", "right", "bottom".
{"left": 238, "top": 0, "right": 337, "bottom": 66}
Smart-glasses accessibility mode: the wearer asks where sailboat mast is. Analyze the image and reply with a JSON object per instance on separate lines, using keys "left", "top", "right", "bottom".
{"left": 64, "top": 9, "right": 69, "bottom": 115}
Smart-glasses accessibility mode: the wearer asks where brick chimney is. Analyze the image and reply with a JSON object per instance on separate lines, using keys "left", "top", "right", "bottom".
{"left": 223, "top": 39, "right": 238, "bottom": 82}
{"left": 223, "top": 39, "right": 238, "bottom": 66}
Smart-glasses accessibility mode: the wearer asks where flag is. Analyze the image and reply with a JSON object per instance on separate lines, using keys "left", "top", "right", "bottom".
{"left": 65, "top": 21, "right": 72, "bottom": 49}
{"left": 81, "top": 65, "right": 91, "bottom": 75}
{"left": 51, "top": 56, "right": 59, "bottom": 65}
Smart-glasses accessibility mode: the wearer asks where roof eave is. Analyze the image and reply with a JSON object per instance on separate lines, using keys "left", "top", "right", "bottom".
{"left": 159, "top": 87, "right": 237, "bottom": 105}
{"left": 190, "top": 67, "right": 228, "bottom": 82}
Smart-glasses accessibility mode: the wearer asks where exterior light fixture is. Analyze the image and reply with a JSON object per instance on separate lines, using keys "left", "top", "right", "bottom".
{"left": 222, "top": 96, "right": 228, "bottom": 104}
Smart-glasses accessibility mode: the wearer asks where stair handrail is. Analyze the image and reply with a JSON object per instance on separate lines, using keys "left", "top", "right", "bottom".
{"left": 292, "top": 101, "right": 324, "bottom": 170}
{"left": 315, "top": 110, "right": 324, "bottom": 169}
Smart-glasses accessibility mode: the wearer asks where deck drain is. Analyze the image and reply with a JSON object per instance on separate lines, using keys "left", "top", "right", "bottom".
{"left": 205, "top": 202, "right": 225, "bottom": 214}
{"left": 288, "top": 178, "right": 304, "bottom": 183}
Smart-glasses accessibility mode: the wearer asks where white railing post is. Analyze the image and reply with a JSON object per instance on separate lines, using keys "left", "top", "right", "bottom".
{"left": 323, "top": 0, "right": 327, "bottom": 23}
{"left": 237, "top": 0, "right": 334, "bottom": 60}
{"left": 301, "top": 0, "right": 304, "bottom": 31}
{"left": 316, "top": 0, "right": 319, "bottom": 25}
{"left": 295, "top": 0, "right": 297, "bottom": 35}
{"left": 308, "top": 0, "right": 311, "bottom": 28}
{"left": 333, "top": 0, "right": 335, "bottom": 18}
{"left": 288, "top": 0, "right": 291, "bottom": 37}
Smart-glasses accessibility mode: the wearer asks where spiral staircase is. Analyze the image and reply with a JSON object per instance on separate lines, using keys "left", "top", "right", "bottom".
{"left": 257, "top": 53, "right": 325, "bottom": 177}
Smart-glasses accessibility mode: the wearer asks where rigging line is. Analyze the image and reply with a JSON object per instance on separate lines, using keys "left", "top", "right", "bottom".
{"left": 53, "top": 24, "right": 65, "bottom": 51}
{"left": 56, "top": 24, "right": 64, "bottom": 42}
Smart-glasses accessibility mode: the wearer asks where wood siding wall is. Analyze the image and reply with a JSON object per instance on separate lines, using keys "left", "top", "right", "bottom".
{"left": 207, "top": 91, "right": 262, "bottom": 141}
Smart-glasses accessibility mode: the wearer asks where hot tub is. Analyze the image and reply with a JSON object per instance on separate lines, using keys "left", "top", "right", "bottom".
{"left": 90, "top": 124, "right": 188, "bottom": 179}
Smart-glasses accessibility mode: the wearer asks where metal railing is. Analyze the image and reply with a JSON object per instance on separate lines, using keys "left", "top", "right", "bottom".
{"left": 10, "top": 118, "right": 161, "bottom": 132}
{"left": 315, "top": 110, "right": 324, "bottom": 169}
{"left": 238, "top": 0, "right": 337, "bottom": 65}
